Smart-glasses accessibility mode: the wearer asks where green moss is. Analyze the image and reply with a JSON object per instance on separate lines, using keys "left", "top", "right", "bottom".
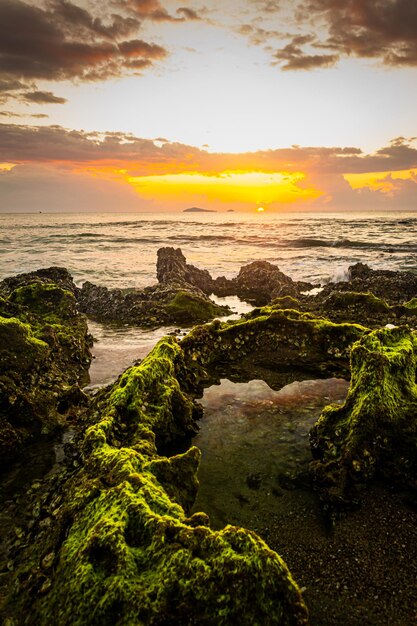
{"left": 180, "top": 307, "right": 366, "bottom": 387}
{"left": 270, "top": 296, "right": 302, "bottom": 309}
{"left": 4, "top": 336, "right": 308, "bottom": 625}
{"left": 9, "top": 282, "right": 77, "bottom": 326}
{"left": 310, "top": 326, "right": 417, "bottom": 507}
{"left": 322, "top": 291, "right": 390, "bottom": 313}
{"left": 165, "top": 291, "right": 228, "bottom": 324}
{"left": 404, "top": 297, "right": 417, "bottom": 310}
{"left": 0, "top": 315, "right": 48, "bottom": 371}
{"left": 0, "top": 283, "right": 91, "bottom": 468}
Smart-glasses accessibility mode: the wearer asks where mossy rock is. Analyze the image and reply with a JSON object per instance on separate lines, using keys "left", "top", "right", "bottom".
{"left": 310, "top": 326, "right": 417, "bottom": 507}
{"left": 180, "top": 307, "right": 366, "bottom": 389}
{"left": 0, "top": 282, "right": 92, "bottom": 468}
{"left": 2, "top": 337, "right": 308, "bottom": 625}
{"left": 165, "top": 291, "right": 229, "bottom": 324}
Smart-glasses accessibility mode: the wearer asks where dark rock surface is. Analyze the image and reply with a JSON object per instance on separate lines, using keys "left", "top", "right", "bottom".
{"left": 0, "top": 280, "right": 92, "bottom": 468}
{"left": 78, "top": 248, "right": 230, "bottom": 326}
{"left": 320, "top": 262, "right": 417, "bottom": 305}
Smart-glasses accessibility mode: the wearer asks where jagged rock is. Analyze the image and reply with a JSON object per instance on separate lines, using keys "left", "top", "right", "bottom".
{"left": 0, "top": 266, "right": 78, "bottom": 297}
{"left": 157, "top": 248, "right": 301, "bottom": 305}
{"left": 310, "top": 326, "right": 417, "bottom": 508}
{"left": 157, "top": 247, "right": 214, "bottom": 294}
{"left": 301, "top": 290, "right": 417, "bottom": 328}
{"left": 0, "top": 281, "right": 92, "bottom": 468}
{"left": 321, "top": 262, "right": 417, "bottom": 305}
{"left": 78, "top": 249, "right": 230, "bottom": 326}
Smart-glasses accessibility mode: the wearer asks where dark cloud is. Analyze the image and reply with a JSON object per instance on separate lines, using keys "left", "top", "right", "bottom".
{"left": 0, "top": 112, "right": 49, "bottom": 119}
{"left": 0, "top": 0, "right": 168, "bottom": 97}
{"left": 245, "top": 0, "right": 417, "bottom": 69}
{"left": 123, "top": 0, "right": 201, "bottom": 22}
{"left": 272, "top": 34, "right": 339, "bottom": 69}
{"left": 21, "top": 90, "right": 67, "bottom": 104}
{"left": 301, "top": 0, "right": 417, "bottom": 67}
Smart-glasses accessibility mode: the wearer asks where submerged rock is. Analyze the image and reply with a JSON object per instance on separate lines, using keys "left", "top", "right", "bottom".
{"left": 310, "top": 326, "right": 417, "bottom": 508}
{"left": 2, "top": 338, "right": 308, "bottom": 626}
{"left": 0, "top": 281, "right": 92, "bottom": 468}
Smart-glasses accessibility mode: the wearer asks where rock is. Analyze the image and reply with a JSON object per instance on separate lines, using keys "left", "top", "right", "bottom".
{"left": 310, "top": 326, "right": 417, "bottom": 508}
{"left": 2, "top": 337, "right": 308, "bottom": 625}
{"left": 78, "top": 249, "right": 230, "bottom": 326}
{"left": 325, "top": 263, "right": 417, "bottom": 305}
{"left": 0, "top": 267, "right": 78, "bottom": 297}
{"left": 0, "top": 280, "right": 92, "bottom": 468}
{"left": 233, "top": 261, "right": 299, "bottom": 305}
{"left": 180, "top": 306, "right": 366, "bottom": 392}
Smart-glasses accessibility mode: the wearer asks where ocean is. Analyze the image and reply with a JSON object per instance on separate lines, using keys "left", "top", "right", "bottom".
{"left": 2, "top": 210, "right": 417, "bottom": 386}
{"left": 1, "top": 210, "right": 417, "bottom": 289}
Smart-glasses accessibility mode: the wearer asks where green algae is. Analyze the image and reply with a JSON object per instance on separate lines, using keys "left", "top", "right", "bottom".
{"left": 404, "top": 297, "right": 417, "bottom": 310}
{"left": 180, "top": 307, "right": 366, "bottom": 390}
{"left": 0, "top": 283, "right": 92, "bottom": 467}
{"left": 3, "top": 336, "right": 308, "bottom": 625}
{"left": 165, "top": 290, "right": 228, "bottom": 324}
{"left": 310, "top": 326, "right": 417, "bottom": 507}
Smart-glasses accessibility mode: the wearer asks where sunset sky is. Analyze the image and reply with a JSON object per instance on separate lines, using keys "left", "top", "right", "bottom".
{"left": 1, "top": 0, "right": 417, "bottom": 212}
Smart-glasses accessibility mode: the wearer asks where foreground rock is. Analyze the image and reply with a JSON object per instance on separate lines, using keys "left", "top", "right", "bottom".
{"left": 0, "top": 280, "right": 92, "bottom": 468}
{"left": 310, "top": 326, "right": 417, "bottom": 508}
{"left": 2, "top": 337, "right": 308, "bottom": 625}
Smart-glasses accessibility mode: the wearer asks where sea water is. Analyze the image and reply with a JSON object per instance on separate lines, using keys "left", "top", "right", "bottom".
{"left": 1, "top": 211, "right": 417, "bottom": 290}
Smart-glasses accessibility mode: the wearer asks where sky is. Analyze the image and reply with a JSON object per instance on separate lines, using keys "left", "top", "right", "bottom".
{"left": 0, "top": 0, "right": 417, "bottom": 213}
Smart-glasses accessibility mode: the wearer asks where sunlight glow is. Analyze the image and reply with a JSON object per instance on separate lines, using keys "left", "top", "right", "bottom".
{"left": 126, "top": 170, "right": 322, "bottom": 208}
{"left": 344, "top": 168, "right": 417, "bottom": 194}
{"left": 0, "top": 163, "right": 18, "bottom": 172}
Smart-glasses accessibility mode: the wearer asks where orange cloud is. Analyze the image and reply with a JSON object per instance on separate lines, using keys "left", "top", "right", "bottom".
{"left": 344, "top": 168, "right": 417, "bottom": 195}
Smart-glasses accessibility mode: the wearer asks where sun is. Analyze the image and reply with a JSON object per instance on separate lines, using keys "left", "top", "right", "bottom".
{"left": 257, "top": 206, "right": 265, "bottom": 212}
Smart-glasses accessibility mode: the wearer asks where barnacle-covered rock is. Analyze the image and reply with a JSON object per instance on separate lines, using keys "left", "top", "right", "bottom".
{"left": 310, "top": 326, "right": 417, "bottom": 507}
{"left": 0, "top": 282, "right": 91, "bottom": 467}
{"left": 2, "top": 338, "right": 308, "bottom": 626}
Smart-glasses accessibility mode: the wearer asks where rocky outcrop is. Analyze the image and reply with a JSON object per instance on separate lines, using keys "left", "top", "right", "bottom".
{"left": 295, "top": 290, "right": 417, "bottom": 328}
{"left": 320, "top": 262, "right": 417, "bottom": 305}
{"left": 156, "top": 248, "right": 302, "bottom": 305}
{"left": 0, "top": 281, "right": 92, "bottom": 468}
{"left": 310, "top": 326, "right": 417, "bottom": 508}
{"left": 2, "top": 337, "right": 308, "bottom": 626}
{"left": 77, "top": 249, "right": 230, "bottom": 326}
{"left": 0, "top": 266, "right": 78, "bottom": 297}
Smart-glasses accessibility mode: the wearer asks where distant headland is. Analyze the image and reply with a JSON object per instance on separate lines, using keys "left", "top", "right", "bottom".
{"left": 183, "top": 207, "right": 216, "bottom": 213}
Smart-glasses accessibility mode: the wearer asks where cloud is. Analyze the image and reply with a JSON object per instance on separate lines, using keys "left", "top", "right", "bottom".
{"left": 0, "top": 0, "right": 168, "bottom": 98}
{"left": 0, "top": 112, "right": 49, "bottom": 119}
{"left": 0, "top": 163, "right": 143, "bottom": 212}
{"left": 0, "top": 123, "right": 416, "bottom": 212}
{"left": 303, "top": 0, "right": 417, "bottom": 67}
{"left": 21, "top": 90, "right": 67, "bottom": 104}
{"left": 272, "top": 36, "right": 339, "bottom": 69}
{"left": 122, "top": 0, "right": 202, "bottom": 22}
{"left": 1, "top": 123, "right": 416, "bottom": 176}
{"left": 241, "top": 0, "right": 417, "bottom": 69}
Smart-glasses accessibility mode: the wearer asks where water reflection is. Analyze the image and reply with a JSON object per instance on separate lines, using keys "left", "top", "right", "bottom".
{"left": 192, "top": 377, "right": 349, "bottom": 530}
